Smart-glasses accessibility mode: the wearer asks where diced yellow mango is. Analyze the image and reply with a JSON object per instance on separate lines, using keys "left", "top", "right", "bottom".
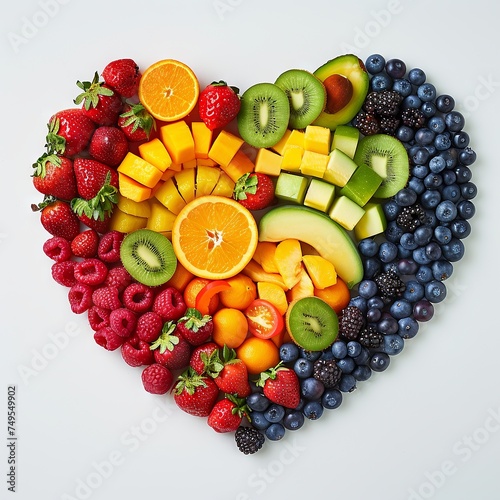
{"left": 138, "top": 138, "right": 172, "bottom": 172}
{"left": 283, "top": 129, "right": 305, "bottom": 153}
{"left": 287, "top": 265, "right": 315, "bottom": 302}
{"left": 169, "top": 163, "right": 183, "bottom": 172}
{"left": 302, "top": 254, "right": 337, "bottom": 289}
{"left": 160, "top": 121, "right": 196, "bottom": 164}
{"left": 154, "top": 178, "right": 186, "bottom": 214}
{"left": 161, "top": 169, "right": 176, "bottom": 181}
{"left": 252, "top": 241, "right": 279, "bottom": 274}
{"left": 174, "top": 168, "right": 196, "bottom": 203}
{"left": 116, "top": 194, "right": 151, "bottom": 218}
{"left": 254, "top": 148, "right": 282, "bottom": 177}
{"left": 183, "top": 159, "right": 197, "bottom": 169}
{"left": 275, "top": 239, "right": 303, "bottom": 289}
{"left": 211, "top": 171, "right": 236, "bottom": 198}
{"left": 118, "top": 173, "right": 152, "bottom": 202}
{"left": 241, "top": 260, "right": 288, "bottom": 290}
{"left": 208, "top": 130, "right": 244, "bottom": 167}
{"left": 304, "top": 125, "right": 331, "bottom": 155}
{"left": 270, "top": 129, "right": 292, "bottom": 155}
{"left": 221, "top": 150, "right": 254, "bottom": 183}
{"left": 280, "top": 145, "right": 304, "bottom": 173}
{"left": 117, "top": 152, "right": 163, "bottom": 188}
{"left": 300, "top": 150, "right": 329, "bottom": 178}
{"left": 109, "top": 206, "right": 147, "bottom": 233}
{"left": 197, "top": 158, "right": 218, "bottom": 167}
{"left": 257, "top": 281, "right": 289, "bottom": 316}
{"left": 165, "top": 261, "right": 194, "bottom": 292}
{"left": 196, "top": 165, "right": 220, "bottom": 197}
{"left": 146, "top": 200, "right": 177, "bottom": 232}
{"left": 191, "top": 121, "right": 213, "bottom": 159}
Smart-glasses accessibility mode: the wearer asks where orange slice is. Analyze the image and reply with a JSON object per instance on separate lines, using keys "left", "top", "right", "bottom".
{"left": 172, "top": 196, "right": 258, "bottom": 280}
{"left": 138, "top": 59, "right": 199, "bottom": 122}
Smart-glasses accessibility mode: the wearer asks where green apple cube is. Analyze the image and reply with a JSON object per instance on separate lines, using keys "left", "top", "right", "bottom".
{"left": 324, "top": 149, "right": 358, "bottom": 187}
{"left": 330, "top": 125, "right": 360, "bottom": 159}
{"left": 354, "top": 202, "right": 387, "bottom": 240}
{"left": 328, "top": 195, "right": 366, "bottom": 231}
{"left": 339, "top": 164, "right": 383, "bottom": 207}
{"left": 275, "top": 172, "right": 309, "bottom": 204}
{"left": 304, "top": 178, "right": 336, "bottom": 212}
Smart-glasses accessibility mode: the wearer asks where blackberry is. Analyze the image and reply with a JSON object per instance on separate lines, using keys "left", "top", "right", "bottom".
{"left": 353, "top": 111, "right": 380, "bottom": 136}
{"left": 374, "top": 270, "right": 406, "bottom": 302}
{"left": 235, "top": 426, "right": 265, "bottom": 454}
{"left": 363, "top": 90, "right": 403, "bottom": 116}
{"left": 359, "top": 326, "right": 385, "bottom": 349}
{"left": 397, "top": 204, "right": 426, "bottom": 231}
{"left": 401, "top": 108, "right": 426, "bottom": 129}
{"left": 313, "top": 358, "right": 342, "bottom": 388}
{"left": 379, "top": 116, "right": 400, "bottom": 135}
{"left": 339, "top": 306, "right": 365, "bottom": 340}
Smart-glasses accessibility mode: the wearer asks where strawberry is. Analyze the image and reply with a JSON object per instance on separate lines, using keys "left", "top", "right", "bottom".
{"left": 32, "top": 154, "right": 77, "bottom": 201}
{"left": 173, "top": 367, "right": 219, "bottom": 417}
{"left": 73, "top": 158, "right": 119, "bottom": 200}
{"left": 150, "top": 321, "right": 191, "bottom": 371}
{"left": 233, "top": 172, "right": 275, "bottom": 211}
{"left": 198, "top": 81, "right": 241, "bottom": 130}
{"left": 89, "top": 126, "right": 129, "bottom": 167}
{"left": 189, "top": 342, "right": 220, "bottom": 375}
{"left": 176, "top": 308, "right": 213, "bottom": 346}
{"left": 207, "top": 395, "right": 248, "bottom": 433}
{"left": 77, "top": 212, "right": 112, "bottom": 235}
{"left": 256, "top": 363, "right": 300, "bottom": 409}
{"left": 102, "top": 59, "right": 141, "bottom": 98}
{"left": 118, "top": 103, "right": 155, "bottom": 142}
{"left": 71, "top": 229, "right": 99, "bottom": 258}
{"left": 212, "top": 346, "right": 251, "bottom": 398}
{"left": 34, "top": 197, "right": 80, "bottom": 240}
{"left": 74, "top": 72, "right": 123, "bottom": 126}
{"left": 46, "top": 109, "right": 96, "bottom": 157}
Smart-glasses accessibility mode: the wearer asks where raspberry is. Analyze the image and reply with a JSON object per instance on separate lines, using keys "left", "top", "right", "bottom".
{"left": 122, "top": 283, "right": 155, "bottom": 313}
{"left": 104, "top": 265, "right": 133, "bottom": 292}
{"left": 43, "top": 236, "right": 72, "bottom": 262}
{"left": 74, "top": 258, "right": 108, "bottom": 286}
{"left": 71, "top": 230, "right": 99, "bottom": 258}
{"left": 141, "top": 364, "right": 174, "bottom": 394}
{"left": 98, "top": 231, "right": 125, "bottom": 263}
{"left": 153, "top": 287, "right": 187, "bottom": 321}
{"left": 68, "top": 283, "right": 93, "bottom": 314}
{"left": 94, "top": 326, "right": 125, "bottom": 351}
{"left": 121, "top": 336, "right": 155, "bottom": 367}
{"left": 109, "top": 308, "right": 137, "bottom": 338}
{"left": 87, "top": 306, "right": 110, "bottom": 331}
{"left": 136, "top": 311, "right": 163, "bottom": 342}
{"left": 51, "top": 261, "right": 77, "bottom": 287}
{"left": 92, "top": 285, "right": 121, "bottom": 310}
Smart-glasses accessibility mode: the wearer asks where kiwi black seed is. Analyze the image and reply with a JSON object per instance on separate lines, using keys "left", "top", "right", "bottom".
{"left": 354, "top": 134, "right": 410, "bottom": 198}
{"left": 285, "top": 296, "right": 339, "bottom": 351}
{"left": 275, "top": 69, "right": 326, "bottom": 130}
{"left": 237, "top": 82, "right": 290, "bottom": 149}
{"left": 120, "top": 229, "right": 177, "bottom": 287}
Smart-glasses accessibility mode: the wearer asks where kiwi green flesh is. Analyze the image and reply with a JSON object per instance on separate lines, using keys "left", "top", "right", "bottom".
{"left": 275, "top": 69, "right": 326, "bottom": 130}
{"left": 120, "top": 229, "right": 177, "bottom": 287}
{"left": 286, "top": 296, "right": 339, "bottom": 351}
{"left": 237, "top": 83, "right": 290, "bottom": 149}
{"left": 354, "top": 134, "right": 410, "bottom": 198}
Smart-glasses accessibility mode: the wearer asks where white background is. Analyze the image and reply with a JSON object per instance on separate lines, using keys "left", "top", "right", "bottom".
{"left": 1, "top": 1, "right": 500, "bottom": 499}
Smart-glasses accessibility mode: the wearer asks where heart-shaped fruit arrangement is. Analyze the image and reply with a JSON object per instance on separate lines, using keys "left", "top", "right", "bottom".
{"left": 31, "top": 54, "right": 477, "bottom": 454}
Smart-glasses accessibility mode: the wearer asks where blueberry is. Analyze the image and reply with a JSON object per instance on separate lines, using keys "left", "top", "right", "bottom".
{"left": 442, "top": 184, "right": 461, "bottom": 203}
{"left": 398, "top": 317, "right": 419, "bottom": 339}
{"left": 246, "top": 392, "right": 270, "bottom": 412}
{"left": 383, "top": 334, "right": 405, "bottom": 356}
{"left": 390, "top": 299, "right": 413, "bottom": 319}
{"left": 417, "top": 82, "right": 437, "bottom": 102}
{"left": 403, "top": 94, "right": 422, "bottom": 109}
{"left": 331, "top": 341, "right": 348, "bottom": 360}
{"left": 299, "top": 348, "right": 321, "bottom": 361}
{"left": 379, "top": 241, "right": 398, "bottom": 263}
{"left": 445, "top": 111, "right": 465, "bottom": 132}
{"left": 459, "top": 147, "right": 476, "bottom": 166}
{"left": 434, "top": 225, "right": 452, "bottom": 245}
{"left": 424, "top": 173, "right": 443, "bottom": 190}
{"left": 393, "top": 78, "right": 412, "bottom": 97}
{"left": 264, "top": 403, "right": 285, "bottom": 423}
{"left": 455, "top": 165, "right": 472, "bottom": 183}
{"left": 432, "top": 260, "right": 454, "bottom": 281}
{"left": 425, "top": 280, "right": 447, "bottom": 303}
{"left": 415, "top": 265, "right": 433, "bottom": 284}
{"left": 320, "top": 349, "right": 335, "bottom": 361}
{"left": 421, "top": 189, "right": 441, "bottom": 209}
{"left": 400, "top": 233, "right": 418, "bottom": 251}
{"left": 280, "top": 343, "right": 300, "bottom": 363}
{"left": 440, "top": 149, "right": 458, "bottom": 169}
{"left": 385, "top": 58, "right": 406, "bottom": 79}
{"left": 396, "top": 125, "right": 415, "bottom": 143}
{"left": 413, "top": 246, "right": 432, "bottom": 266}
{"left": 369, "top": 352, "right": 391, "bottom": 372}
{"left": 366, "top": 307, "right": 382, "bottom": 322}
{"left": 451, "top": 219, "right": 471, "bottom": 239}
{"left": 322, "top": 389, "right": 343, "bottom": 409}
{"left": 434, "top": 133, "right": 452, "bottom": 151}
{"left": 301, "top": 377, "right": 325, "bottom": 401}
{"left": 412, "top": 147, "right": 430, "bottom": 165}
{"left": 414, "top": 226, "right": 433, "bottom": 246}
{"left": 383, "top": 200, "right": 402, "bottom": 221}
{"left": 265, "top": 423, "right": 285, "bottom": 441}
{"left": 413, "top": 299, "right": 434, "bottom": 322}
{"left": 371, "top": 73, "right": 393, "bottom": 91}
{"left": 367, "top": 296, "right": 385, "bottom": 310}
{"left": 363, "top": 257, "right": 382, "bottom": 279}
{"left": 358, "top": 279, "right": 378, "bottom": 298}
{"left": 442, "top": 238, "right": 465, "bottom": 262}
{"left": 378, "top": 315, "right": 399, "bottom": 334}
{"left": 352, "top": 364, "right": 372, "bottom": 382}
{"left": 397, "top": 258, "right": 418, "bottom": 275}
{"left": 425, "top": 241, "right": 442, "bottom": 261}
{"left": 251, "top": 411, "right": 271, "bottom": 430}
{"left": 435, "top": 200, "right": 458, "bottom": 222}
{"left": 420, "top": 101, "right": 437, "bottom": 118}
{"left": 365, "top": 54, "right": 386, "bottom": 74}
{"left": 283, "top": 410, "right": 305, "bottom": 431}
{"left": 415, "top": 128, "right": 435, "bottom": 146}
{"left": 337, "top": 357, "right": 355, "bottom": 374}
{"left": 403, "top": 280, "right": 425, "bottom": 303}
{"left": 398, "top": 244, "right": 414, "bottom": 259}
{"left": 338, "top": 374, "right": 357, "bottom": 393}
{"left": 395, "top": 188, "right": 418, "bottom": 206}
{"left": 408, "top": 67, "right": 426, "bottom": 85}
{"left": 457, "top": 200, "right": 475, "bottom": 219}
{"left": 294, "top": 358, "right": 314, "bottom": 378}
{"left": 460, "top": 182, "right": 477, "bottom": 200}
{"left": 358, "top": 238, "right": 379, "bottom": 257}
{"left": 349, "top": 295, "right": 367, "bottom": 312}
{"left": 453, "top": 131, "right": 470, "bottom": 149}
{"left": 303, "top": 401, "right": 324, "bottom": 420}
{"left": 442, "top": 169, "right": 457, "bottom": 185}
{"left": 436, "top": 94, "right": 455, "bottom": 113}
{"left": 412, "top": 164, "right": 430, "bottom": 179}
{"left": 428, "top": 116, "right": 446, "bottom": 134}
{"left": 347, "top": 341, "right": 362, "bottom": 358}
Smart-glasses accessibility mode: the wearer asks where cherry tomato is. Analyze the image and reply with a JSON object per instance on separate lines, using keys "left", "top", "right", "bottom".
{"left": 244, "top": 299, "right": 284, "bottom": 339}
{"left": 195, "top": 280, "right": 230, "bottom": 316}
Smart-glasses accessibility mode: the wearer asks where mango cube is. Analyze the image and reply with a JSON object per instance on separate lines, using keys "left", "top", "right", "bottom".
{"left": 208, "top": 130, "right": 244, "bottom": 167}
{"left": 116, "top": 194, "right": 151, "bottom": 218}
{"left": 270, "top": 129, "right": 292, "bottom": 155}
{"left": 211, "top": 171, "right": 236, "bottom": 198}
{"left": 174, "top": 168, "right": 196, "bottom": 203}
{"left": 146, "top": 200, "right": 177, "bottom": 232}
{"left": 117, "top": 152, "right": 163, "bottom": 188}
{"left": 118, "top": 173, "right": 152, "bottom": 202}
{"left": 221, "top": 150, "right": 254, "bottom": 183}
{"left": 254, "top": 148, "right": 282, "bottom": 177}
{"left": 160, "top": 121, "right": 195, "bottom": 164}
{"left": 154, "top": 178, "right": 186, "bottom": 214}
{"left": 191, "top": 121, "right": 213, "bottom": 159}
{"left": 196, "top": 166, "right": 220, "bottom": 197}
{"left": 283, "top": 129, "right": 305, "bottom": 153}
{"left": 280, "top": 145, "right": 304, "bottom": 173}
{"left": 300, "top": 150, "right": 329, "bottom": 178}
{"left": 304, "top": 125, "right": 331, "bottom": 155}
{"left": 138, "top": 139, "right": 172, "bottom": 172}
{"left": 257, "top": 281, "right": 289, "bottom": 315}
{"left": 109, "top": 207, "right": 147, "bottom": 233}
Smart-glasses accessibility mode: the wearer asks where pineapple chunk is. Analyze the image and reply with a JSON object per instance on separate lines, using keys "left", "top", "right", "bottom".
{"left": 270, "top": 129, "right": 292, "bottom": 155}
{"left": 138, "top": 138, "right": 172, "bottom": 172}
{"left": 300, "top": 150, "right": 329, "bottom": 178}
{"left": 304, "top": 125, "right": 331, "bottom": 155}
{"left": 196, "top": 166, "right": 220, "bottom": 197}
{"left": 221, "top": 150, "right": 254, "bottom": 183}
{"left": 118, "top": 173, "right": 152, "bottom": 202}
{"left": 154, "top": 178, "right": 186, "bottom": 214}
{"left": 174, "top": 168, "right": 196, "bottom": 203}
{"left": 254, "top": 148, "right": 282, "bottom": 177}
{"left": 211, "top": 171, "right": 235, "bottom": 197}
{"left": 208, "top": 130, "right": 244, "bottom": 167}
{"left": 117, "top": 152, "right": 163, "bottom": 188}
{"left": 191, "top": 121, "right": 213, "bottom": 159}
{"left": 160, "top": 121, "right": 196, "bottom": 164}
{"left": 280, "top": 145, "right": 304, "bottom": 173}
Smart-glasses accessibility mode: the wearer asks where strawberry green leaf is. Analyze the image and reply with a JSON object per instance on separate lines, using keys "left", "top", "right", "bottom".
{"left": 178, "top": 308, "right": 211, "bottom": 332}
{"left": 233, "top": 173, "right": 258, "bottom": 201}
{"left": 150, "top": 321, "right": 179, "bottom": 354}
{"left": 74, "top": 72, "right": 114, "bottom": 110}
{"left": 32, "top": 153, "right": 61, "bottom": 178}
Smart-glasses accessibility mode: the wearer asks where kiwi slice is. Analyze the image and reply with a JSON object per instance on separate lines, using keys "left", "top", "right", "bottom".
{"left": 286, "top": 296, "right": 338, "bottom": 351}
{"left": 353, "top": 134, "right": 410, "bottom": 198}
{"left": 275, "top": 69, "right": 326, "bottom": 129}
{"left": 237, "top": 82, "right": 290, "bottom": 148}
{"left": 120, "top": 229, "right": 177, "bottom": 287}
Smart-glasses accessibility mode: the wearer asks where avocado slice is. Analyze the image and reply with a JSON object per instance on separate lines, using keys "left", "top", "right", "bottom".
{"left": 312, "top": 54, "right": 369, "bottom": 131}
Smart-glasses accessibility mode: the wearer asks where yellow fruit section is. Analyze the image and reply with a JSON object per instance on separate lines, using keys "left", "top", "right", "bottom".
{"left": 118, "top": 173, "right": 152, "bottom": 202}
{"left": 257, "top": 281, "right": 288, "bottom": 316}
{"left": 208, "top": 130, "right": 244, "bottom": 167}
{"left": 155, "top": 178, "right": 186, "bottom": 214}
{"left": 287, "top": 265, "right": 315, "bottom": 302}
{"left": 242, "top": 260, "right": 287, "bottom": 290}
{"left": 302, "top": 254, "right": 338, "bottom": 289}
{"left": 252, "top": 241, "right": 279, "bottom": 274}
{"left": 116, "top": 194, "right": 151, "bottom": 218}
{"left": 174, "top": 168, "right": 196, "bottom": 203}
{"left": 210, "top": 172, "right": 235, "bottom": 197}
{"left": 160, "top": 121, "right": 196, "bottom": 164}
{"left": 274, "top": 239, "right": 303, "bottom": 289}
{"left": 254, "top": 148, "right": 282, "bottom": 177}
{"left": 221, "top": 150, "right": 254, "bottom": 183}
{"left": 191, "top": 121, "right": 213, "bottom": 159}
{"left": 304, "top": 125, "right": 331, "bottom": 155}
{"left": 196, "top": 166, "right": 220, "bottom": 197}
{"left": 117, "top": 152, "right": 163, "bottom": 189}
{"left": 138, "top": 138, "right": 172, "bottom": 172}
{"left": 146, "top": 200, "right": 177, "bottom": 232}
{"left": 109, "top": 207, "right": 148, "bottom": 233}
